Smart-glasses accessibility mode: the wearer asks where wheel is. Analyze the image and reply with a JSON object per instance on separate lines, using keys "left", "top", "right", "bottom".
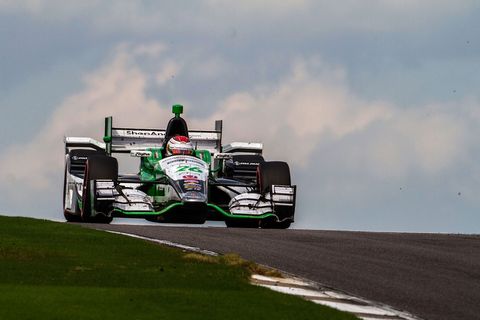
{"left": 225, "top": 219, "right": 260, "bottom": 228}
{"left": 93, "top": 215, "right": 114, "bottom": 224}
{"left": 256, "top": 161, "right": 293, "bottom": 229}
{"left": 64, "top": 149, "right": 106, "bottom": 222}
{"left": 261, "top": 219, "right": 292, "bottom": 229}
{"left": 66, "top": 149, "right": 106, "bottom": 178}
{"left": 275, "top": 221, "right": 292, "bottom": 229}
{"left": 257, "top": 161, "right": 291, "bottom": 195}
{"left": 81, "top": 155, "right": 118, "bottom": 223}
{"left": 63, "top": 162, "right": 82, "bottom": 222}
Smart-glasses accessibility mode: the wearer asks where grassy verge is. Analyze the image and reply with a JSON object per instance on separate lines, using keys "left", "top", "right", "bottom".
{"left": 0, "top": 216, "right": 358, "bottom": 320}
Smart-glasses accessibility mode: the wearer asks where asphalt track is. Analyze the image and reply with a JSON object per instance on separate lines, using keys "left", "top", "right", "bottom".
{"left": 87, "top": 224, "right": 480, "bottom": 320}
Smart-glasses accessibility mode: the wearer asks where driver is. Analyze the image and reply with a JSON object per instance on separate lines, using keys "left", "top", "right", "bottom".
{"left": 165, "top": 135, "right": 194, "bottom": 156}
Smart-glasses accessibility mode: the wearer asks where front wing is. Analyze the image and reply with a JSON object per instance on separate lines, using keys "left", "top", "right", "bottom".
{"left": 84, "top": 176, "right": 296, "bottom": 223}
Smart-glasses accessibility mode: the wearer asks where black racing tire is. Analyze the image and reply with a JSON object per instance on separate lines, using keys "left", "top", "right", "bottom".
{"left": 93, "top": 215, "right": 114, "bottom": 224}
{"left": 84, "top": 155, "right": 118, "bottom": 181}
{"left": 261, "top": 219, "right": 292, "bottom": 229}
{"left": 225, "top": 219, "right": 260, "bottom": 228}
{"left": 257, "top": 161, "right": 291, "bottom": 195}
{"left": 64, "top": 149, "right": 106, "bottom": 222}
{"left": 67, "top": 149, "right": 106, "bottom": 177}
{"left": 63, "top": 166, "right": 82, "bottom": 222}
{"left": 81, "top": 155, "right": 118, "bottom": 223}
{"left": 275, "top": 221, "right": 292, "bottom": 229}
{"left": 257, "top": 161, "right": 293, "bottom": 229}
{"left": 64, "top": 211, "right": 82, "bottom": 222}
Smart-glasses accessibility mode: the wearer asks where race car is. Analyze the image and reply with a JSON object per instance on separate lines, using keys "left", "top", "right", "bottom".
{"left": 63, "top": 105, "right": 296, "bottom": 228}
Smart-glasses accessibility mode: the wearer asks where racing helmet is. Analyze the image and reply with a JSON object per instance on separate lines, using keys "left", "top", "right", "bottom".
{"left": 166, "top": 135, "right": 194, "bottom": 156}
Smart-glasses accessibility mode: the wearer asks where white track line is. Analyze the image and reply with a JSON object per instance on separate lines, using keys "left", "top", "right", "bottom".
{"left": 105, "top": 230, "right": 219, "bottom": 256}
{"left": 102, "top": 229, "right": 421, "bottom": 320}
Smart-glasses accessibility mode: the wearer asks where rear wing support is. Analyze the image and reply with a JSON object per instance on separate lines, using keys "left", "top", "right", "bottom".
{"left": 104, "top": 116, "right": 113, "bottom": 155}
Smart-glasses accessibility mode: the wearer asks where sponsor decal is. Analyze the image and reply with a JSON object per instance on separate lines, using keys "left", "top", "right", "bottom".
{"left": 234, "top": 161, "right": 260, "bottom": 166}
{"left": 131, "top": 150, "right": 152, "bottom": 157}
{"left": 161, "top": 155, "right": 207, "bottom": 167}
{"left": 124, "top": 130, "right": 165, "bottom": 138}
{"left": 183, "top": 181, "right": 203, "bottom": 191}
{"left": 71, "top": 156, "right": 88, "bottom": 161}
{"left": 189, "top": 132, "right": 220, "bottom": 140}
{"left": 176, "top": 165, "right": 203, "bottom": 174}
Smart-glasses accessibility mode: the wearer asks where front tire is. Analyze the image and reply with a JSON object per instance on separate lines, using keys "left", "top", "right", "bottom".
{"left": 63, "top": 167, "right": 82, "bottom": 222}
{"left": 81, "top": 155, "right": 118, "bottom": 223}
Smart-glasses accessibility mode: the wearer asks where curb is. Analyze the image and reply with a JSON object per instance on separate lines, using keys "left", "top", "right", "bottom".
{"left": 251, "top": 274, "right": 422, "bottom": 320}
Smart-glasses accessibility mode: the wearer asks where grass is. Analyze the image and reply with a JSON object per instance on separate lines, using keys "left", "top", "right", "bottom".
{"left": 0, "top": 216, "right": 359, "bottom": 320}
{"left": 183, "top": 252, "right": 283, "bottom": 277}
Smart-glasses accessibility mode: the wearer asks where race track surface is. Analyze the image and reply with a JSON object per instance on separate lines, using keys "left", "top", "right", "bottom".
{"left": 87, "top": 224, "right": 480, "bottom": 320}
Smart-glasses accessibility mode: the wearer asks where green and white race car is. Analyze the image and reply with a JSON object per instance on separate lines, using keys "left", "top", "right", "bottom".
{"left": 63, "top": 105, "right": 296, "bottom": 228}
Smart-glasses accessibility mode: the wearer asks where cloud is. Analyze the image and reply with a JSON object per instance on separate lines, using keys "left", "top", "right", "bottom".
{"left": 193, "top": 58, "right": 468, "bottom": 178}
{"left": 0, "top": 0, "right": 476, "bottom": 35}
{"left": 0, "top": 43, "right": 170, "bottom": 192}
{"left": 0, "top": 0, "right": 102, "bottom": 18}
{"left": 307, "top": 1, "right": 477, "bottom": 32}
{"left": 191, "top": 59, "right": 388, "bottom": 167}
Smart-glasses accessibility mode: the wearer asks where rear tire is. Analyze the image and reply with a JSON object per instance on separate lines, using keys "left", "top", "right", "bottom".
{"left": 257, "top": 161, "right": 293, "bottom": 229}
{"left": 257, "top": 161, "right": 291, "bottom": 195}
{"left": 81, "top": 155, "right": 118, "bottom": 223}
{"left": 261, "top": 220, "right": 292, "bottom": 229}
{"left": 225, "top": 219, "right": 260, "bottom": 228}
{"left": 64, "top": 149, "right": 106, "bottom": 222}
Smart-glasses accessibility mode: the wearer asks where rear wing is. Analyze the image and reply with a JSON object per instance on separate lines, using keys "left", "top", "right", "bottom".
{"left": 65, "top": 116, "right": 223, "bottom": 155}
{"left": 64, "top": 137, "right": 106, "bottom": 154}
{"left": 105, "top": 116, "right": 223, "bottom": 154}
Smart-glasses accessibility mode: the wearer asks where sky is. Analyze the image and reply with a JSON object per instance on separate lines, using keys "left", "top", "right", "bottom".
{"left": 1, "top": 0, "right": 480, "bottom": 233}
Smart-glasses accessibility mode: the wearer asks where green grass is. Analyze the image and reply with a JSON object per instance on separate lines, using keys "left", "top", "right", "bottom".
{"left": 0, "top": 216, "right": 358, "bottom": 320}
